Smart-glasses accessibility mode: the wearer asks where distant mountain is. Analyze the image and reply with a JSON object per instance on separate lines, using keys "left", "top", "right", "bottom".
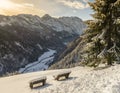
{"left": 41, "top": 14, "right": 86, "bottom": 35}
{"left": 0, "top": 14, "right": 86, "bottom": 75}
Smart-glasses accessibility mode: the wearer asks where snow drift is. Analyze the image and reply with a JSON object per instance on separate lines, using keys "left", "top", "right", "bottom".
{"left": 1, "top": 65, "right": 120, "bottom": 93}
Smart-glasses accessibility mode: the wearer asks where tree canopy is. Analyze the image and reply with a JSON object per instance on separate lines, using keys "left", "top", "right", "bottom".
{"left": 82, "top": 0, "right": 120, "bottom": 67}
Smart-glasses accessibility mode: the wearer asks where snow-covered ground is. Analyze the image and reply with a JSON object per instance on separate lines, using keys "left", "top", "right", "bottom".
{"left": 19, "top": 49, "right": 56, "bottom": 73}
{"left": 1, "top": 65, "right": 120, "bottom": 93}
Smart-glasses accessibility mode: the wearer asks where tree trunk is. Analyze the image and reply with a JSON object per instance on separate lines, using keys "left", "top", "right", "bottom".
{"left": 106, "top": 4, "right": 113, "bottom": 65}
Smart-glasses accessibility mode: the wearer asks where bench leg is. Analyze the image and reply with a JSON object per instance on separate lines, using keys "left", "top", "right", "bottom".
{"left": 57, "top": 77, "right": 60, "bottom": 81}
{"left": 55, "top": 77, "right": 59, "bottom": 81}
{"left": 43, "top": 80, "right": 47, "bottom": 86}
{"left": 43, "top": 81, "right": 45, "bottom": 86}
{"left": 30, "top": 84, "right": 33, "bottom": 89}
{"left": 65, "top": 75, "right": 69, "bottom": 79}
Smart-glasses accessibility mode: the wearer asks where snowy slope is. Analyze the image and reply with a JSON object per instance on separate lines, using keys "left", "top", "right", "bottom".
{"left": 1, "top": 65, "right": 120, "bottom": 93}
{"left": 19, "top": 49, "right": 56, "bottom": 73}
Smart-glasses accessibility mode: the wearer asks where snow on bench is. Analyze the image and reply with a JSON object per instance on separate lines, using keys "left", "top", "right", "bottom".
{"left": 53, "top": 71, "right": 71, "bottom": 80}
{"left": 29, "top": 76, "right": 47, "bottom": 89}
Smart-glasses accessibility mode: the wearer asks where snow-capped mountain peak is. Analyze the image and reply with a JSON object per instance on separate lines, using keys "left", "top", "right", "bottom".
{"left": 41, "top": 14, "right": 86, "bottom": 34}
{"left": 41, "top": 14, "right": 52, "bottom": 20}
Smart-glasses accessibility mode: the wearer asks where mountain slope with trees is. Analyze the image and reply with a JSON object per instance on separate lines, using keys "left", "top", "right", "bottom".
{"left": 50, "top": 0, "right": 120, "bottom": 69}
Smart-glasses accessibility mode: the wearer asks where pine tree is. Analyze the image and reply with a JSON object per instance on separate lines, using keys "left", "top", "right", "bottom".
{"left": 82, "top": 0, "right": 120, "bottom": 67}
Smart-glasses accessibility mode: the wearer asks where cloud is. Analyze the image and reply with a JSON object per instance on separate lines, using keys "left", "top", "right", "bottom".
{"left": 56, "top": 0, "right": 90, "bottom": 9}
{"left": 0, "top": 0, "right": 46, "bottom": 16}
{"left": 83, "top": 0, "right": 89, "bottom": 3}
{"left": 23, "top": 3, "right": 34, "bottom": 7}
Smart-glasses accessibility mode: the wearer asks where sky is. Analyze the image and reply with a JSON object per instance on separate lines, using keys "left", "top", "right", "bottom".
{"left": 0, "top": 0, "right": 94, "bottom": 20}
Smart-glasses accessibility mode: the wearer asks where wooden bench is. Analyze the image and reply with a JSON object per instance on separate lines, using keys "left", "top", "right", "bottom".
{"left": 53, "top": 71, "right": 71, "bottom": 80}
{"left": 29, "top": 76, "right": 47, "bottom": 89}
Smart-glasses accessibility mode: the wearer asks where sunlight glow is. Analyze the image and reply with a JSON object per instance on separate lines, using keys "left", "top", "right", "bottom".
{"left": 0, "top": 0, "right": 46, "bottom": 16}
{"left": 0, "top": 0, "right": 14, "bottom": 9}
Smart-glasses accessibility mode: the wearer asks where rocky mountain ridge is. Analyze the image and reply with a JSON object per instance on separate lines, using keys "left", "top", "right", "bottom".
{"left": 0, "top": 14, "right": 86, "bottom": 76}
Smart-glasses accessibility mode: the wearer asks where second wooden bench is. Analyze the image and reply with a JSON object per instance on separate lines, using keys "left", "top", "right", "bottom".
{"left": 53, "top": 71, "right": 71, "bottom": 80}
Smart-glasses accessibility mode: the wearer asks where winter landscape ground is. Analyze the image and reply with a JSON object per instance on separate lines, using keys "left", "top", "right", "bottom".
{"left": 1, "top": 65, "right": 120, "bottom": 93}
{"left": 0, "top": 0, "right": 120, "bottom": 93}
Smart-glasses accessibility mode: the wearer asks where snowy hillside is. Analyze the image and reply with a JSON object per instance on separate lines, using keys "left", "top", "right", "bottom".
{"left": 1, "top": 65, "right": 120, "bottom": 93}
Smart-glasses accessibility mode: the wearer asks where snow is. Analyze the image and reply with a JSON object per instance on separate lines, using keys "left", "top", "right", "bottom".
{"left": 1, "top": 65, "right": 120, "bottom": 93}
{"left": 19, "top": 49, "right": 56, "bottom": 73}
{"left": 0, "top": 21, "right": 12, "bottom": 26}
{"left": 0, "top": 22, "right": 7, "bottom": 26}
{"left": 0, "top": 63, "right": 3, "bottom": 72}
{"left": 15, "top": 42, "right": 22, "bottom": 47}
{"left": 15, "top": 41, "right": 28, "bottom": 52}
{"left": 63, "top": 42, "right": 68, "bottom": 45}
{"left": 0, "top": 21, "right": 12, "bottom": 27}
{"left": 41, "top": 16, "right": 86, "bottom": 35}
{"left": 36, "top": 44, "right": 43, "bottom": 50}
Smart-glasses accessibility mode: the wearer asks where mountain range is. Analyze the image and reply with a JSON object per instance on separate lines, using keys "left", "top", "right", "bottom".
{"left": 0, "top": 14, "right": 86, "bottom": 76}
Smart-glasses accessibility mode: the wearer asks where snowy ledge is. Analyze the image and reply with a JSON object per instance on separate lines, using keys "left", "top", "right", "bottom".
{"left": 1, "top": 65, "right": 120, "bottom": 93}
